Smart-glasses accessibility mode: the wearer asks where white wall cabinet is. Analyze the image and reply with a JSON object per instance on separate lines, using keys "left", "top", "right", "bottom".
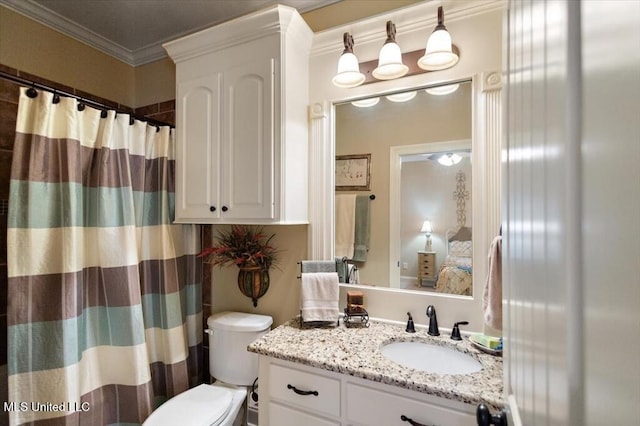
{"left": 164, "top": 6, "right": 312, "bottom": 224}
{"left": 258, "top": 357, "right": 476, "bottom": 426}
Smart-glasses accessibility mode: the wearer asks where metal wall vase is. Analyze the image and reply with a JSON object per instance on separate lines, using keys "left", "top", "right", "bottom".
{"left": 237, "top": 266, "right": 270, "bottom": 307}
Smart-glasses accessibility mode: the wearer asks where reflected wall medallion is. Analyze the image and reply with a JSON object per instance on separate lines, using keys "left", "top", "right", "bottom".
{"left": 454, "top": 171, "right": 469, "bottom": 226}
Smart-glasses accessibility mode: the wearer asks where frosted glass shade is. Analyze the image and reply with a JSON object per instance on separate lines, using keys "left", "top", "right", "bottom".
{"left": 425, "top": 83, "right": 460, "bottom": 96}
{"left": 438, "top": 153, "right": 462, "bottom": 166}
{"left": 332, "top": 52, "right": 365, "bottom": 88}
{"left": 372, "top": 42, "right": 408, "bottom": 80}
{"left": 386, "top": 91, "right": 417, "bottom": 103}
{"left": 418, "top": 29, "right": 459, "bottom": 71}
{"left": 352, "top": 97, "right": 380, "bottom": 108}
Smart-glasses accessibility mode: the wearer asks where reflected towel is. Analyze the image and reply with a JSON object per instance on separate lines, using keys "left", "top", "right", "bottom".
{"left": 352, "top": 195, "right": 371, "bottom": 262}
{"left": 483, "top": 236, "right": 502, "bottom": 330}
{"left": 300, "top": 272, "right": 339, "bottom": 323}
{"left": 335, "top": 194, "right": 356, "bottom": 259}
{"left": 300, "top": 260, "right": 336, "bottom": 273}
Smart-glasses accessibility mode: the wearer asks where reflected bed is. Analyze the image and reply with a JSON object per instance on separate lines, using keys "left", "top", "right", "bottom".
{"left": 435, "top": 228, "right": 472, "bottom": 295}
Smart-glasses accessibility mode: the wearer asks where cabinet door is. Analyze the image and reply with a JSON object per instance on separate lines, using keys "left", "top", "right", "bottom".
{"left": 175, "top": 73, "right": 222, "bottom": 222}
{"left": 222, "top": 58, "right": 275, "bottom": 220}
{"left": 269, "top": 402, "right": 340, "bottom": 426}
{"left": 346, "top": 383, "right": 475, "bottom": 426}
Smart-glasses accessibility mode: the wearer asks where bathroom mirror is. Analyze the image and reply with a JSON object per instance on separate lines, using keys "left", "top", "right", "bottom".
{"left": 334, "top": 80, "right": 473, "bottom": 295}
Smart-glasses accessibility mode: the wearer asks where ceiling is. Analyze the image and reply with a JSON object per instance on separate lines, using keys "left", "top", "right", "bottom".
{"left": 0, "top": 0, "right": 341, "bottom": 66}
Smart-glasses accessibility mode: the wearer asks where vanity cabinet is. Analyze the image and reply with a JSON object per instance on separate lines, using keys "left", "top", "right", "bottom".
{"left": 258, "top": 357, "right": 476, "bottom": 426}
{"left": 163, "top": 6, "right": 312, "bottom": 224}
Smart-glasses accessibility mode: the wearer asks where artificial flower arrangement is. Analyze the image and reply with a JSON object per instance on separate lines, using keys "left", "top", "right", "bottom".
{"left": 198, "top": 225, "right": 281, "bottom": 270}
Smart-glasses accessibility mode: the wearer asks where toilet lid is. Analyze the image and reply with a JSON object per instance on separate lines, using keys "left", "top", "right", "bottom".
{"left": 144, "top": 384, "right": 233, "bottom": 426}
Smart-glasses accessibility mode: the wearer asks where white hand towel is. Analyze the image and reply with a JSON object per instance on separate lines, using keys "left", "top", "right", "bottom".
{"left": 300, "top": 272, "right": 339, "bottom": 323}
{"left": 335, "top": 194, "right": 356, "bottom": 259}
{"left": 483, "top": 236, "right": 502, "bottom": 330}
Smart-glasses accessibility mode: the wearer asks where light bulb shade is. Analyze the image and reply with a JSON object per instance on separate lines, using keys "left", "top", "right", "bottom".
{"left": 418, "top": 29, "right": 459, "bottom": 71}
{"left": 386, "top": 91, "right": 417, "bottom": 103}
{"left": 425, "top": 83, "right": 460, "bottom": 96}
{"left": 421, "top": 221, "right": 433, "bottom": 233}
{"left": 438, "top": 153, "right": 462, "bottom": 166}
{"left": 372, "top": 42, "right": 408, "bottom": 80}
{"left": 351, "top": 97, "right": 380, "bottom": 108}
{"left": 332, "top": 52, "right": 366, "bottom": 88}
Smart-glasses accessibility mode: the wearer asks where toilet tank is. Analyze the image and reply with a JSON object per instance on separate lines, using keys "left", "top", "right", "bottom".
{"left": 207, "top": 311, "right": 273, "bottom": 386}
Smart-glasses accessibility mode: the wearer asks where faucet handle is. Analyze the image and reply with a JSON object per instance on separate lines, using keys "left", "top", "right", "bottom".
{"left": 451, "top": 321, "right": 469, "bottom": 340}
{"left": 405, "top": 312, "right": 416, "bottom": 333}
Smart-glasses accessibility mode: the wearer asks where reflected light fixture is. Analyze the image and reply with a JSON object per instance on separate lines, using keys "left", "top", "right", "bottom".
{"left": 425, "top": 83, "right": 460, "bottom": 96}
{"left": 372, "top": 21, "right": 408, "bottom": 80}
{"left": 418, "top": 6, "right": 459, "bottom": 71}
{"left": 332, "top": 32, "right": 366, "bottom": 88}
{"left": 386, "top": 91, "right": 417, "bottom": 103}
{"left": 438, "top": 152, "right": 463, "bottom": 166}
{"left": 351, "top": 97, "right": 380, "bottom": 108}
{"left": 421, "top": 220, "right": 433, "bottom": 251}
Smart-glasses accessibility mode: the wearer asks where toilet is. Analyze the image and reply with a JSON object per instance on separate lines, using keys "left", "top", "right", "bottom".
{"left": 144, "top": 311, "right": 273, "bottom": 426}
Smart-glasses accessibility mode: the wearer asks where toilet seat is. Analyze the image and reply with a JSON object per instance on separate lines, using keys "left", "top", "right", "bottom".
{"left": 143, "top": 384, "right": 246, "bottom": 426}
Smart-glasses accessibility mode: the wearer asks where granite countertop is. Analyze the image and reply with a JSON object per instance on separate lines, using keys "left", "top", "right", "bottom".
{"left": 248, "top": 317, "right": 504, "bottom": 411}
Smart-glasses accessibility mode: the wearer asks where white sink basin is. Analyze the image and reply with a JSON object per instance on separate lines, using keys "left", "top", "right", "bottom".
{"left": 380, "top": 341, "right": 482, "bottom": 375}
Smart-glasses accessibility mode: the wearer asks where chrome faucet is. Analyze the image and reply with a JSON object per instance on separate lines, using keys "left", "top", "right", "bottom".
{"left": 426, "top": 305, "right": 440, "bottom": 336}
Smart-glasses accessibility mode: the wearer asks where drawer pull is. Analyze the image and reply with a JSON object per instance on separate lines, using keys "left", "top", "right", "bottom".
{"left": 400, "top": 414, "right": 432, "bottom": 426}
{"left": 287, "top": 384, "right": 319, "bottom": 396}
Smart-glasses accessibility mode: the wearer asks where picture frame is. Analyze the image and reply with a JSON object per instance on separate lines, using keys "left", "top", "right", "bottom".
{"left": 335, "top": 154, "right": 371, "bottom": 191}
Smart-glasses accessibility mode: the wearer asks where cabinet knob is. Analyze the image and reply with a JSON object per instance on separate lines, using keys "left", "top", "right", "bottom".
{"left": 209, "top": 206, "right": 216, "bottom": 212}
{"left": 476, "top": 404, "right": 508, "bottom": 426}
{"left": 221, "top": 206, "right": 228, "bottom": 212}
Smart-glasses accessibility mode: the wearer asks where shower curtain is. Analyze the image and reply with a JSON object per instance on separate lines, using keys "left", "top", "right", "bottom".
{"left": 7, "top": 88, "right": 203, "bottom": 425}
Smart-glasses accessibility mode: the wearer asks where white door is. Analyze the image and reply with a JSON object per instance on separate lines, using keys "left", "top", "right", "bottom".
{"left": 504, "top": 1, "right": 640, "bottom": 425}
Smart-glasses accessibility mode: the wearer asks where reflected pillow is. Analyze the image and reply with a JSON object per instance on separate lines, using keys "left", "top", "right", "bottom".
{"left": 449, "top": 240, "right": 472, "bottom": 257}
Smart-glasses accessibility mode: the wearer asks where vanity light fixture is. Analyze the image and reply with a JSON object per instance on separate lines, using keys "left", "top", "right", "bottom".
{"left": 418, "top": 6, "right": 459, "bottom": 71}
{"left": 425, "top": 83, "right": 460, "bottom": 96}
{"left": 332, "top": 32, "right": 366, "bottom": 88}
{"left": 421, "top": 220, "right": 433, "bottom": 251}
{"left": 372, "top": 21, "right": 409, "bottom": 81}
{"left": 351, "top": 97, "right": 380, "bottom": 108}
{"left": 438, "top": 152, "right": 463, "bottom": 166}
{"left": 386, "top": 91, "right": 417, "bottom": 103}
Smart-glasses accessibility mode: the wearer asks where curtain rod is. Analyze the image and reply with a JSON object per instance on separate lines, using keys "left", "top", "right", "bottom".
{"left": 0, "top": 71, "right": 175, "bottom": 129}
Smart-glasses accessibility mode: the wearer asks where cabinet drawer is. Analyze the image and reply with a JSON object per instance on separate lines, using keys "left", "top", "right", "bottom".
{"left": 269, "top": 363, "right": 341, "bottom": 418}
{"left": 419, "top": 264, "right": 434, "bottom": 274}
{"left": 346, "top": 383, "right": 475, "bottom": 426}
{"left": 269, "top": 402, "right": 340, "bottom": 426}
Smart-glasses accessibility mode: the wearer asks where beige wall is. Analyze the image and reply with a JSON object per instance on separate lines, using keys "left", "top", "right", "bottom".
{"left": 302, "top": 0, "right": 421, "bottom": 32}
{"left": 208, "top": 225, "right": 308, "bottom": 327}
{"left": 0, "top": 6, "right": 135, "bottom": 106}
{"left": 134, "top": 58, "right": 176, "bottom": 108}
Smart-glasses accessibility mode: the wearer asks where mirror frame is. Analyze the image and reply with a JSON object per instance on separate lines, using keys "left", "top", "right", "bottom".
{"left": 307, "top": 1, "right": 504, "bottom": 331}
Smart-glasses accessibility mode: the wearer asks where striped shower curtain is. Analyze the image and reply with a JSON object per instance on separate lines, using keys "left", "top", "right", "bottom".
{"left": 7, "top": 88, "right": 203, "bottom": 425}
